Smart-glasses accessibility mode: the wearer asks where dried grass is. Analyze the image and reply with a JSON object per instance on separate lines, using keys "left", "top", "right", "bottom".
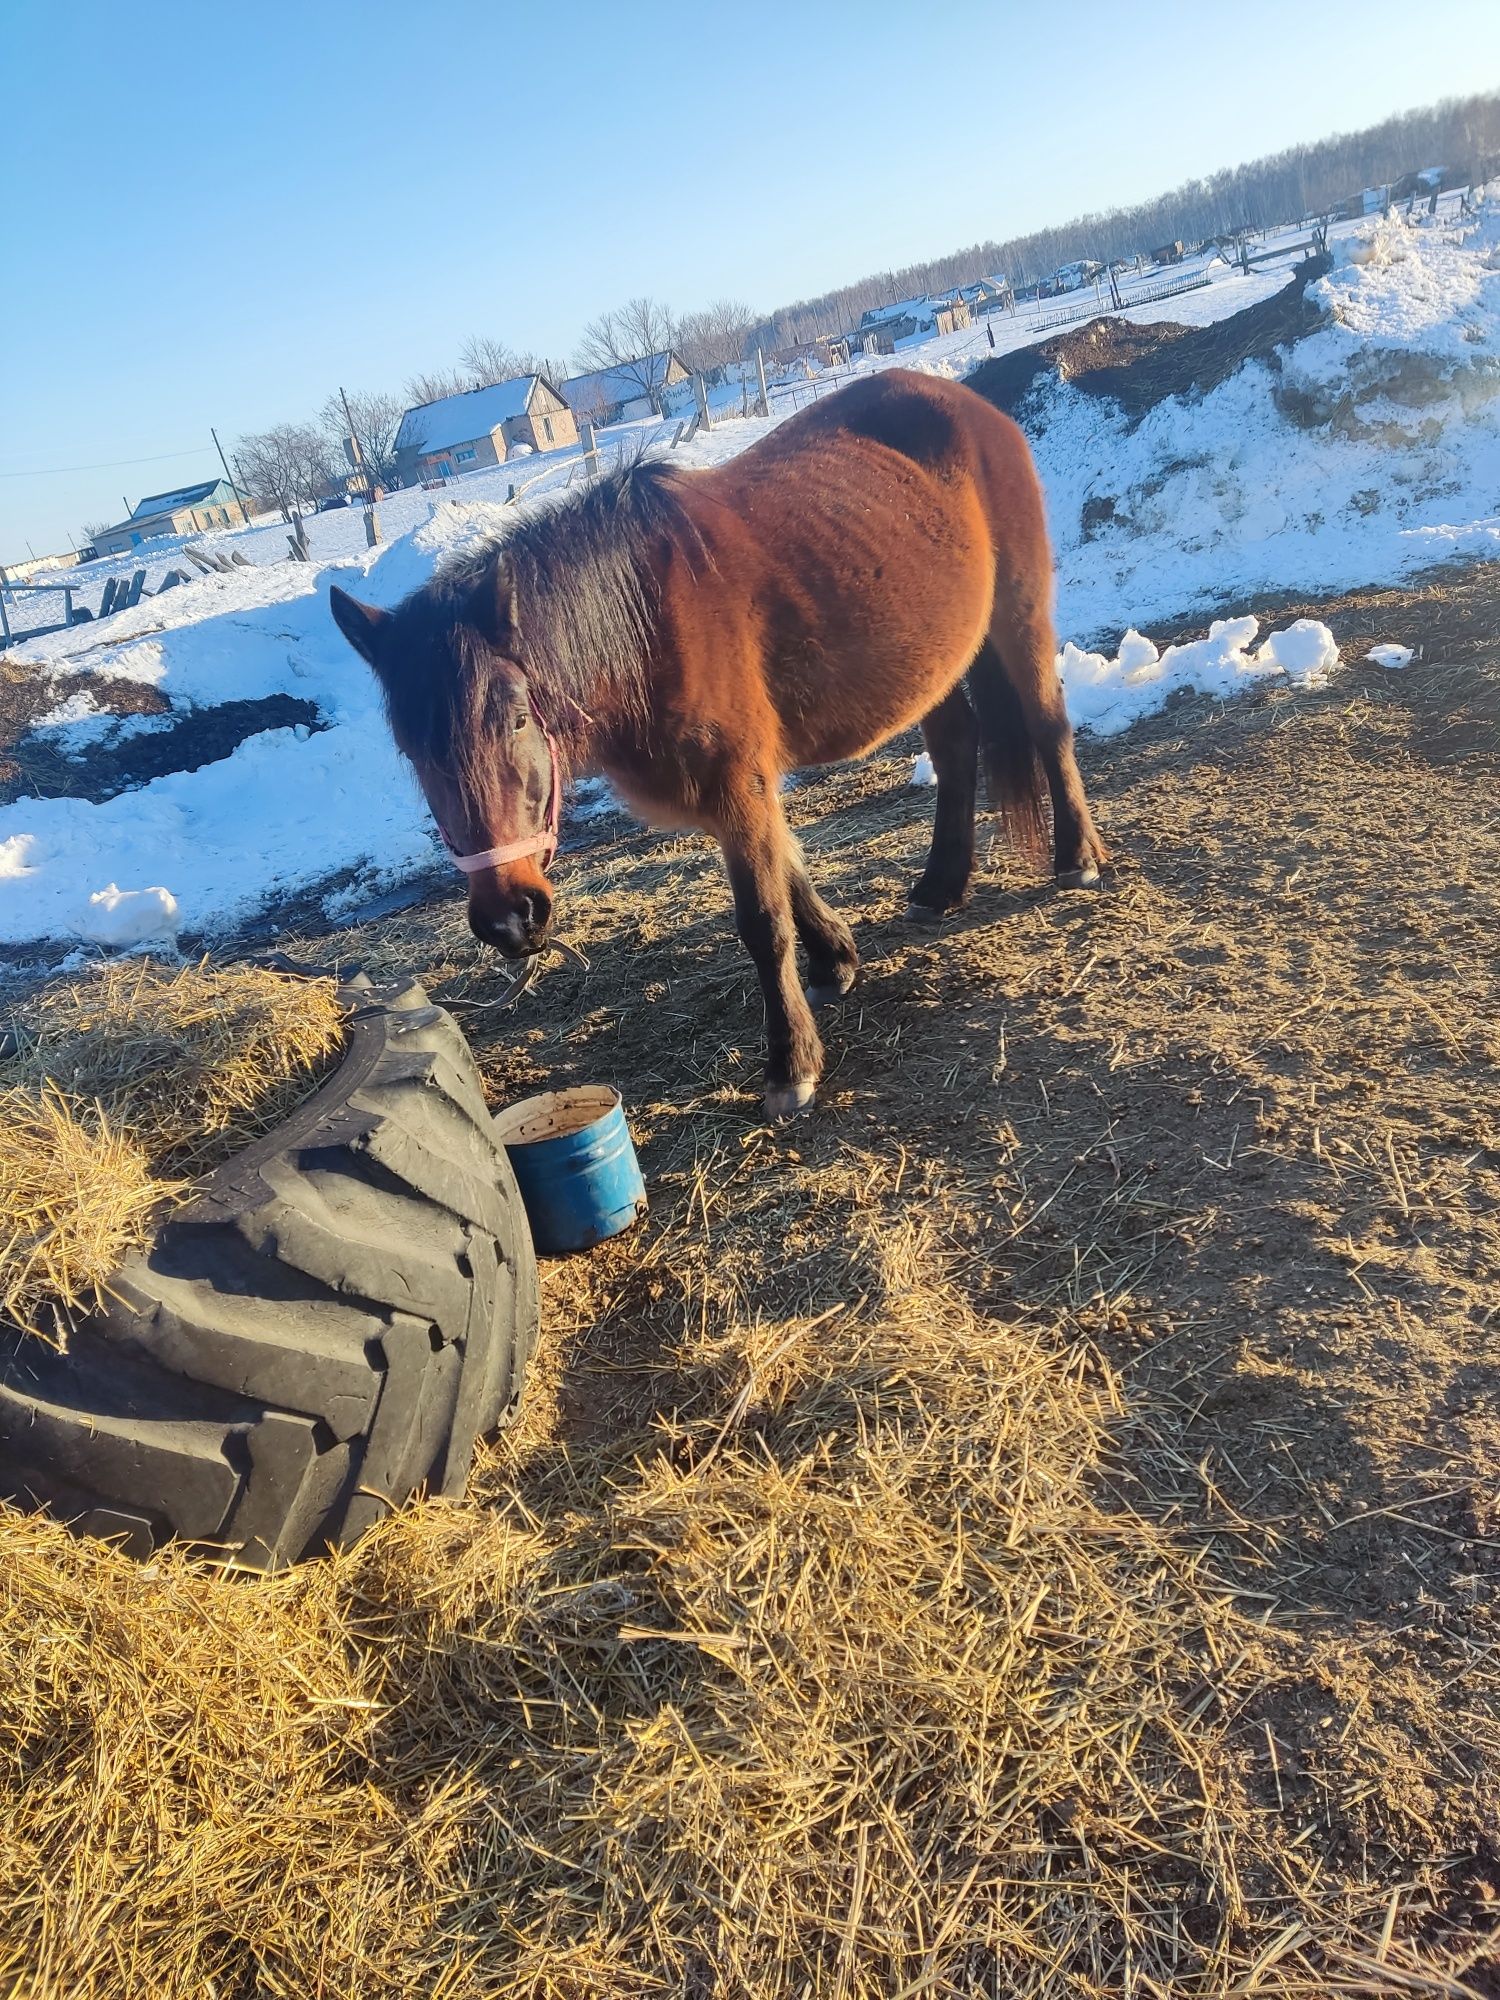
{"left": 0, "top": 960, "right": 344, "bottom": 1341}
{"left": 0, "top": 1249, "right": 1488, "bottom": 1997}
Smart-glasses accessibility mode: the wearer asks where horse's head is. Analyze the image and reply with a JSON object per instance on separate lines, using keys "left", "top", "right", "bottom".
{"left": 330, "top": 574, "right": 558, "bottom": 958}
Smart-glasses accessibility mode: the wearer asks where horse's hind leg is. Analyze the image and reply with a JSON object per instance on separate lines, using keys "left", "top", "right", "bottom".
{"left": 717, "top": 782, "right": 825, "bottom": 1117}
{"left": 908, "top": 682, "right": 979, "bottom": 917}
{"left": 788, "top": 843, "right": 859, "bottom": 1009}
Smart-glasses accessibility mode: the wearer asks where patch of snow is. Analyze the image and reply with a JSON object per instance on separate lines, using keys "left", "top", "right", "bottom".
{"left": 911, "top": 752, "right": 938, "bottom": 786}
{"left": 35, "top": 691, "right": 101, "bottom": 729}
{"left": 1367, "top": 642, "right": 1414, "bottom": 668}
{"left": 1256, "top": 617, "right": 1341, "bottom": 687}
{"left": 1, "top": 834, "right": 36, "bottom": 880}
{"left": 570, "top": 778, "right": 622, "bottom": 823}
{"left": 80, "top": 883, "right": 180, "bottom": 949}
{"left": 1057, "top": 617, "right": 1338, "bottom": 734}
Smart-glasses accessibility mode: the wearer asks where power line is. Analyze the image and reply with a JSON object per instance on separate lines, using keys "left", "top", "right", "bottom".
{"left": 0, "top": 445, "right": 215, "bottom": 480}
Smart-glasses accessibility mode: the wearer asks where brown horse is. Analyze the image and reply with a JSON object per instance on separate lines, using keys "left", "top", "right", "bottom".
{"left": 330, "top": 369, "right": 1105, "bottom": 1117}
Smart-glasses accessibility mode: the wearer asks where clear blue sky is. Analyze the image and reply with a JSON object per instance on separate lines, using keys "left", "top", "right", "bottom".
{"left": 2, "top": 0, "right": 1495, "bottom": 560}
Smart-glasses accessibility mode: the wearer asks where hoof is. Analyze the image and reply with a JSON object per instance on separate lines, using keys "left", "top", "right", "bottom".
{"left": 766, "top": 1079, "right": 817, "bottom": 1121}
{"left": 904, "top": 899, "right": 951, "bottom": 926}
{"left": 805, "top": 968, "right": 857, "bottom": 1011}
{"left": 1057, "top": 864, "right": 1102, "bottom": 890}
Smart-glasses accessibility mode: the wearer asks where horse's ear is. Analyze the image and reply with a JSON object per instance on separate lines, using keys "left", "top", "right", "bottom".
{"left": 329, "top": 585, "right": 390, "bottom": 669}
{"left": 478, "top": 560, "right": 520, "bottom": 654}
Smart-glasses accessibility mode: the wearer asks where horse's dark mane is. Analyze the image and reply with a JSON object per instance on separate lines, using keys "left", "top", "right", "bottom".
{"left": 382, "top": 456, "right": 699, "bottom": 783}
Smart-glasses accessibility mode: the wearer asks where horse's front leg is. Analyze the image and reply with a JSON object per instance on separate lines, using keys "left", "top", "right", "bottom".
{"left": 719, "top": 799, "right": 824, "bottom": 1120}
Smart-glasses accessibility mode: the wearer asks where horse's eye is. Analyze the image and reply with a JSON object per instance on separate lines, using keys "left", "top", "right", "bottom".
{"left": 514, "top": 713, "right": 529, "bottom": 731}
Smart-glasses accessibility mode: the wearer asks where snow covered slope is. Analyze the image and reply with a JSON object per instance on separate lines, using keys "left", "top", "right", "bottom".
{"left": 2, "top": 196, "right": 1494, "bottom": 954}
{"left": 1036, "top": 206, "right": 1500, "bottom": 644}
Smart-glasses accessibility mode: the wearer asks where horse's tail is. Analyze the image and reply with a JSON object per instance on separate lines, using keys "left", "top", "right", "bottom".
{"left": 965, "top": 639, "right": 1051, "bottom": 871}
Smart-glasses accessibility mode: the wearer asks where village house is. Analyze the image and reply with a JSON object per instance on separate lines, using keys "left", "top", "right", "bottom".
{"left": 773, "top": 334, "right": 852, "bottom": 371}
{"left": 954, "top": 275, "right": 1013, "bottom": 315}
{"left": 855, "top": 294, "right": 972, "bottom": 355}
{"left": 1049, "top": 259, "right": 1106, "bottom": 294}
{"left": 90, "top": 478, "right": 250, "bottom": 556}
{"left": 393, "top": 376, "right": 578, "bottom": 485}
{"left": 560, "top": 352, "right": 692, "bottom": 427}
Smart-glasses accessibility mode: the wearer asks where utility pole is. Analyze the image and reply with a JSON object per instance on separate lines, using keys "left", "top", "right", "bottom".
{"left": 210, "top": 427, "right": 244, "bottom": 525}
{"left": 210, "top": 426, "right": 235, "bottom": 491}
{"left": 339, "top": 385, "right": 371, "bottom": 501}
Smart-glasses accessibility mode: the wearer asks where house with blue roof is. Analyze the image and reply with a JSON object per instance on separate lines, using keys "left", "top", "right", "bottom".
{"left": 91, "top": 478, "right": 250, "bottom": 556}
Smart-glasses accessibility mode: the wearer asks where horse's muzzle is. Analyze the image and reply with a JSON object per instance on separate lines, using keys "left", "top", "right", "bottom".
{"left": 468, "top": 884, "right": 552, "bottom": 958}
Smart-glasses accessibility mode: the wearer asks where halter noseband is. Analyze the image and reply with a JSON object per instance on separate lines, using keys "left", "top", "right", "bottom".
{"left": 439, "top": 710, "right": 562, "bottom": 875}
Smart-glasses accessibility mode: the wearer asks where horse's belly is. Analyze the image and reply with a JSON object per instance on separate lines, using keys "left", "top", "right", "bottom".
{"left": 773, "top": 565, "right": 992, "bottom": 766}
{"left": 757, "top": 465, "right": 994, "bottom": 766}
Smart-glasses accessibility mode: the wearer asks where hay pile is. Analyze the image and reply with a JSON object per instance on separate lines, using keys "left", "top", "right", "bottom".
{"left": 0, "top": 1240, "right": 1484, "bottom": 1997}
{"left": 0, "top": 960, "right": 345, "bottom": 1341}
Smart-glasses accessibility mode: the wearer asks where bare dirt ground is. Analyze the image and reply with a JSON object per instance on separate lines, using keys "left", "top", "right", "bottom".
{"left": 338, "top": 567, "right": 1500, "bottom": 1983}
{"left": 2, "top": 565, "right": 1496, "bottom": 1997}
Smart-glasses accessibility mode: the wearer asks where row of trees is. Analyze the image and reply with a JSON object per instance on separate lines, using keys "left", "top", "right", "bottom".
{"left": 744, "top": 91, "right": 1500, "bottom": 353}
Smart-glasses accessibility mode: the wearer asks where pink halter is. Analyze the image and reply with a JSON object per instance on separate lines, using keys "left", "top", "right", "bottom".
{"left": 440, "top": 712, "right": 562, "bottom": 875}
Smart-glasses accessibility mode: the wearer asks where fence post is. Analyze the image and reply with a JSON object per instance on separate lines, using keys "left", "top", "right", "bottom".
{"left": 754, "top": 347, "right": 770, "bottom": 418}
{"left": 694, "top": 374, "right": 712, "bottom": 432}
{"left": 581, "top": 421, "right": 599, "bottom": 479}
{"left": 363, "top": 505, "right": 381, "bottom": 548}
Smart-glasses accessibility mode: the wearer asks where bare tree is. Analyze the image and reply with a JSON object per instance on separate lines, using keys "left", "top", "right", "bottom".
{"left": 457, "top": 334, "right": 572, "bottom": 390}
{"left": 675, "top": 297, "right": 756, "bottom": 378}
{"left": 403, "top": 365, "right": 472, "bottom": 407}
{"left": 320, "top": 389, "right": 404, "bottom": 490}
{"left": 573, "top": 297, "right": 682, "bottom": 410}
{"left": 236, "top": 424, "right": 338, "bottom": 518}
{"left": 516, "top": 351, "right": 573, "bottom": 391}
{"left": 76, "top": 518, "right": 112, "bottom": 549}
{"left": 458, "top": 333, "right": 523, "bottom": 387}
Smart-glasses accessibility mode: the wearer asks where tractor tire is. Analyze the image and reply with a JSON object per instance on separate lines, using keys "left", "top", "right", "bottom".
{"left": 0, "top": 974, "right": 539, "bottom": 1570}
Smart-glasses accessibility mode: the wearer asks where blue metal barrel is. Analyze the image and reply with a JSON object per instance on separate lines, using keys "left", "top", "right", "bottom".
{"left": 492, "top": 1085, "right": 647, "bottom": 1254}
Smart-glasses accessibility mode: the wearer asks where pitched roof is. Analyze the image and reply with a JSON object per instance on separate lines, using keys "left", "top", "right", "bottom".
{"left": 560, "top": 353, "right": 682, "bottom": 411}
{"left": 395, "top": 376, "right": 543, "bottom": 456}
{"left": 858, "top": 297, "right": 931, "bottom": 329}
{"left": 129, "top": 477, "right": 236, "bottom": 521}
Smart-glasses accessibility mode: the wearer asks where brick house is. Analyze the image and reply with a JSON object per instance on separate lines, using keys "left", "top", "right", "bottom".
{"left": 393, "top": 376, "right": 578, "bottom": 485}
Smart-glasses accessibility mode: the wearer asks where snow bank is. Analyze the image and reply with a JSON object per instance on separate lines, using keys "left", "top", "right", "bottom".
{"left": 1058, "top": 617, "right": 1339, "bottom": 734}
{"left": 1038, "top": 199, "right": 1500, "bottom": 641}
